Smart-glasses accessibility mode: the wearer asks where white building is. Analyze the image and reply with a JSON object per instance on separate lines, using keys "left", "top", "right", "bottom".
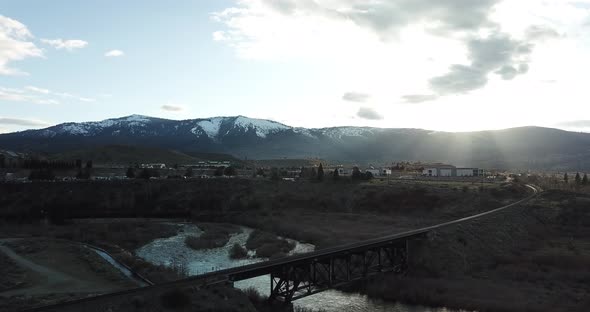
{"left": 423, "top": 164, "right": 456, "bottom": 177}
{"left": 381, "top": 168, "right": 392, "bottom": 176}
{"left": 456, "top": 168, "right": 484, "bottom": 177}
{"left": 422, "top": 165, "right": 483, "bottom": 177}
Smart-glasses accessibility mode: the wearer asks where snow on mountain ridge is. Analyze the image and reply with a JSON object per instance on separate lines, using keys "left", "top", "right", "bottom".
{"left": 232, "top": 116, "right": 291, "bottom": 138}
{"left": 194, "top": 117, "right": 224, "bottom": 139}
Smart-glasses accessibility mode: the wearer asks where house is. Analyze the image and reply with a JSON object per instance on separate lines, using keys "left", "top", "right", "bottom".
{"left": 337, "top": 168, "right": 350, "bottom": 176}
{"left": 365, "top": 169, "right": 381, "bottom": 176}
{"left": 141, "top": 163, "right": 166, "bottom": 169}
{"left": 381, "top": 168, "right": 392, "bottom": 176}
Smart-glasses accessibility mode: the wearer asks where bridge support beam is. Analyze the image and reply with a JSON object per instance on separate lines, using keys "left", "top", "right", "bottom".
{"left": 268, "top": 240, "right": 409, "bottom": 303}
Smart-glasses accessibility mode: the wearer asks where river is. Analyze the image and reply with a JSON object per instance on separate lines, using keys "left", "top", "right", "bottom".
{"left": 136, "top": 224, "right": 467, "bottom": 312}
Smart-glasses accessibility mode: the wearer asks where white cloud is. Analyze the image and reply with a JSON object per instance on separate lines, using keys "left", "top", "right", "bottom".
{"left": 0, "top": 117, "right": 50, "bottom": 127}
{"left": 0, "top": 15, "right": 43, "bottom": 75}
{"left": 41, "top": 38, "right": 88, "bottom": 51}
{"left": 1, "top": 86, "right": 95, "bottom": 104}
{"left": 212, "top": 0, "right": 582, "bottom": 107}
{"left": 25, "top": 85, "right": 50, "bottom": 94}
{"left": 105, "top": 49, "right": 124, "bottom": 57}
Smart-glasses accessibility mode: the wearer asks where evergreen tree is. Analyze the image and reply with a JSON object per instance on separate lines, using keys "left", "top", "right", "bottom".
{"left": 583, "top": 173, "right": 588, "bottom": 185}
{"left": 575, "top": 172, "right": 582, "bottom": 185}
{"left": 224, "top": 166, "right": 237, "bottom": 176}
{"left": 214, "top": 166, "right": 224, "bottom": 176}
{"left": 332, "top": 168, "right": 340, "bottom": 181}
{"left": 126, "top": 167, "right": 136, "bottom": 178}
{"left": 317, "top": 163, "right": 324, "bottom": 181}
{"left": 564, "top": 172, "right": 569, "bottom": 183}
{"left": 76, "top": 169, "right": 90, "bottom": 179}
{"left": 351, "top": 166, "right": 362, "bottom": 181}
{"left": 270, "top": 167, "right": 280, "bottom": 181}
{"left": 184, "top": 167, "right": 193, "bottom": 178}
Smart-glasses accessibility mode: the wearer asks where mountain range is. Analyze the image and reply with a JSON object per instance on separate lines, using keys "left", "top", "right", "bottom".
{"left": 1, "top": 114, "right": 589, "bottom": 170}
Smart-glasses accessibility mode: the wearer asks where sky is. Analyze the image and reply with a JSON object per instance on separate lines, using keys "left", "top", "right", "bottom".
{"left": 1, "top": 0, "right": 590, "bottom": 134}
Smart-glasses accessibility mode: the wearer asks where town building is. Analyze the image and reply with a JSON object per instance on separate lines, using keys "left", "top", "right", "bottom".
{"left": 422, "top": 164, "right": 483, "bottom": 177}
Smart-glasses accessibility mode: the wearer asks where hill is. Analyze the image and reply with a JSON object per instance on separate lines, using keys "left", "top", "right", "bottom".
{"left": 49, "top": 145, "right": 238, "bottom": 166}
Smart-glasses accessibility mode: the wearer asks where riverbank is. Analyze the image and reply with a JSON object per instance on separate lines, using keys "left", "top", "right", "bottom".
{"left": 359, "top": 190, "right": 590, "bottom": 312}
{"left": 0, "top": 238, "right": 136, "bottom": 311}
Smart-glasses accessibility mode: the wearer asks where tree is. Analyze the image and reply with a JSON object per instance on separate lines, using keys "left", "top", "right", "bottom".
{"left": 86, "top": 160, "right": 93, "bottom": 169}
{"left": 583, "top": 173, "right": 588, "bottom": 185}
{"left": 224, "top": 166, "right": 237, "bottom": 176}
{"left": 256, "top": 168, "right": 265, "bottom": 177}
{"left": 351, "top": 167, "right": 362, "bottom": 181}
{"left": 317, "top": 163, "right": 324, "bottom": 181}
{"left": 76, "top": 169, "right": 91, "bottom": 179}
{"left": 214, "top": 166, "right": 224, "bottom": 176}
{"left": 564, "top": 172, "right": 569, "bottom": 183}
{"left": 126, "top": 167, "right": 136, "bottom": 179}
{"left": 364, "top": 171, "right": 374, "bottom": 180}
{"left": 332, "top": 168, "right": 340, "bottom": 181}
{"left": 29, "top": 169, "right": 55, "bottom": 181}
{"left": 575, "top": 172, "right": 582, "bottom": 185}
{"left": 270, "top": 167, "right": 280, "bottom": 181}
{"left": 310, "top": 167, "right": 317, "bottom": 180}
{"left": 184, "top": 167, "right": 193, "bottom": 178}
{"left": 139, "top": 168, "right": 159, "bottom": 180}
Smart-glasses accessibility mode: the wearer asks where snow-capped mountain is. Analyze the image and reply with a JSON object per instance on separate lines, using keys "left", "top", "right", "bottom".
{"left": 2, "top": 114, "right": 590, "bottom": 170}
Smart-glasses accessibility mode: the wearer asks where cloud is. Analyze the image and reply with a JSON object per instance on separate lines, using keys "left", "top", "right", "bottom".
{"left": 525, "top": 25, "right": 560, "bottom": 41}
{"left": 105, "top": 49, "right": 124, "bottom": 57}
{"left": 1, "top": 86, "right": 95, "bottom": 104}
{"left": 556, "top": 120, "right": 590, "bottom": 129}
{"left": 161, "top": 104, "right": 184, "bottom": 112}
{"left": 356, "top": 107, "right": 383, "bottom": 120}
{"left": 0, "top": 117, "right": 50, "bottom": 127}
{"left": 428, "top": 30, "right": 553, "bottom": 94}
{"left": 0, "top": 15, "right": 43, "bottom": 75}
{"left": 40, "top": 38, "right": 88, "bottom": 51}
{"left": 342, "top": 92, "right": 370, "bottom": 103}
{"left": 401, "top": 94, "right": 439, "bottom": 103}
{"left": 25, "top": 86, "right": 50, "bottom": 94}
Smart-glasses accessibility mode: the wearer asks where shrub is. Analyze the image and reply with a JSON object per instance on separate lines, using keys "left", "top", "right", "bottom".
{"left": 160, "top": 288, "right": 191, "bottom": 309}
{"left": 229, "top": 243, "right": 248, "bottom": 259}
{"left": 247, "top": 230, "right": 295, "bottom": 258}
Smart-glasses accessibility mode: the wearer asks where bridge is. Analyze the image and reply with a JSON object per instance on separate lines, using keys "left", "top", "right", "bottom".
{"left": 26, "top": 184, "right": 540, "bottom": 310}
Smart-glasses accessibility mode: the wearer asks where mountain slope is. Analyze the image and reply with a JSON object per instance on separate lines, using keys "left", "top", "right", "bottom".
{"left": 1, "top": 115, "right": 590, "bottom": 170}
{"left": 49, "top": 145, "right": 206, "bottom": 166}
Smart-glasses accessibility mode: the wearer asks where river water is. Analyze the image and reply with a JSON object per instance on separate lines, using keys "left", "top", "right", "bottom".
{"left": 136, "top": 224, "right": 465, "bottom": 312}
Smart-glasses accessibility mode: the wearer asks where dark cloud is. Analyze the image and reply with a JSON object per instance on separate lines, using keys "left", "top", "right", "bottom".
{"left": 430, "top": 65, "right": 488, "bottom": 94}
{"left": 342, "top": 92, "right": 370, "bottom": 102}
{"left": 429, "top": 31, "right": 539, "bottom": 94}
{"left": 0, "top": 117, "right": 49, "bottom": 127}
{"left": 161, "top": 104, "right": 183, "bottom": 112}
{"left": 495, "top": 65, "right": 518, "bottom": 80}
{"left": 356, "top": 107, "right": 383, "bottom": 120}
{"left": 401, "top": 94, "right": 438, "bottom": 103}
